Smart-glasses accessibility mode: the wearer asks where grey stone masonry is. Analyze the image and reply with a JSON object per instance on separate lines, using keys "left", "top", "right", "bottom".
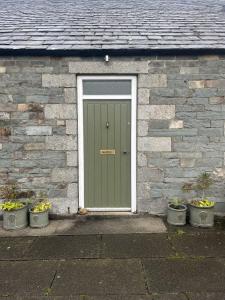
{"left": 0, "top": 55, "right": 225, "bottom": 215}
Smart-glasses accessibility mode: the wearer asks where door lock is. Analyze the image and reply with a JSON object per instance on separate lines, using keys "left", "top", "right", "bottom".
{"left": 106, "top": 121, "right": 110, "bottom": 128}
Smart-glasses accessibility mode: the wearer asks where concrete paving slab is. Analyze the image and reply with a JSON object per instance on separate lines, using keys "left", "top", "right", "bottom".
{"left": 25, "top": 235, "right": 101, "bottom": 259}
{"left": 51, "top": 259, "right": 146, "bottom": 296}
{"left": 0, "top": 237, "right": 35, "bottom": 260}
{"left": 101, "top": 234, "right": 174, "bottom": 258}
{"left": 56, "top": 216, "right": 167, "bottom": 235}
{"left": 0, "top": 261, "right": 57, "bottom": 296}
{"left": 142, "top": 258, "right": 225, "bottom": 293}
{"left": 170, "top": 231, "right": 225, "bottom": 257}
{"left": 186, "top": 292, "right": 225, "bottom": 300}
{"left": 152, "top": 294, "right": 187, "bottom": 300}
{"left": 0, "top": 296, "right": 154, "bottom": 300}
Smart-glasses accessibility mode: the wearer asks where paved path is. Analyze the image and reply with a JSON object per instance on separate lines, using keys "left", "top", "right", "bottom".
{"left": 0, "top": 218, "right": 225, "bottom": 299}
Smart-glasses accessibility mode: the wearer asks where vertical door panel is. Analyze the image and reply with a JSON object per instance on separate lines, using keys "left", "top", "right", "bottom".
{"left": 84, "top": 100, "right": 131, "bottom": 209}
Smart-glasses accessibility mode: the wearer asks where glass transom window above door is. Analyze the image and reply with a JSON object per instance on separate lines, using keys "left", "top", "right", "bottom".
{"left": 82, "top": 79, "right": 132, "bottom": 96}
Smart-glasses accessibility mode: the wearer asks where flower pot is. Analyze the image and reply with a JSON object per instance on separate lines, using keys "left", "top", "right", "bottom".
{"left": 3, "top": 204, "right": 28, "bottom": 230}
{"left": 167, "top": 203, "right": 187, "bottom": 226}
{"left": 29, "top": 209, "right": 49, "bottom": 228}
{"left": 189, "top": 203, "right": 214, "bottom": 227}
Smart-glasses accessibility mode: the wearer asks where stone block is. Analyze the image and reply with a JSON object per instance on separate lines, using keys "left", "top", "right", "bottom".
{"left": 139, "top": 74, "right": 167, "bottom": 88}
{"left": 17, "top": 104, "right": 29, "bottom": 112}
{"left": 148, "top": 128, "right": 197, "bottom": 137}
{"left": 137, "top": 182, "right": 151, "bottom": 199}
{"left": 205, "top": 80, "right": 225, "bottom": 88}
{"left": 148, "top": 120, "right": 169, "bottom": 129}
{"left": 213, "top": 168, "right": 225, "bottom": 178}
{"left": 169, "top": 120, "right": 183, "bottom": 129}
{"left": 177, "top": 152, "right": 202, "bottom": 159}
{"left": 148, "top": 157, "right": 179, "bottom": 168}
{"left": 193, "top": 88, "right": 217, "bottom": 98}
{"left": 64, "top": 88, "right": 76, "bottom": 103}
{"left": 46, "top": 136, "right": 77, "bottom": 150}
{"left": 0, "top": 112, "right": 10, "bottom": 120}
{"left": 138, "top": 105, "right": 175, "bottom": 120}
{"left": 0, "top": 66, "right": 6, "bottom": 73}
{"left": 42, "top": 74, "right": 76, "bottom": 87}
{"left": 69, "top": 60, "right": 149, "bottom": 74}
{"left": 180, "top": 67, "right": 199, "bottom": 74}
{"left": 26, "top": 126, "right": 52, "bottom": 136}
{"left": 67, "top": 183, "right": 78, "bottom": 198}
{"left": 138, "top": 167, "right": 164, "bottom": 182}
{"left": 138, "top": 120, "right": 148, "bottom": 137}
{"left": 180, "top": 158, "right": 196, "bottom": 168}
{"left": 137, "top": 153, "right": 147, "bottom": 167}
{"left": 66, "top": 120, "right": 77, "bottom": 135}
{"left": 138, "top": 88, "right": 150, "bottom": 104}
{"left": 50, "top": 197, "right": 78, "bottom": 214}
{"left": 195, "top": 158, "right": 222, "bottom": 168}
{"left": 67, "top": 151, "right": 78, "bottom": 167}
{"left": 18, "top": 103, "right": 44, "bottom": 112}
{"left": 138, "top": 137, "right": 171, "bottom": 152}
{"left": 24, "top": 143, "right": 46, "bottom": 150}
{"left": 0, "top": 104, "right": 16, "bottom": 112}
{"left": 0, "top": 144, "right": 2, "bottom": 150}
{"left": 57, "top": 120, "right": 65, "bottom": 126}
{"left": 51, "top": 167, "right": 77, "bottom": 183}
{"left": 200, "top": 55, "right": 220, "bottom": 61}
{"left": 149, "top": 198, "right": 169, "bottom": 215}
{"left": 209, "top": 97, "right": 225, "bottom": 104}
{"left": 199, "top": 128, "right": 223, "bottom": 137}
{"left": 189, "top": 80, "right": 205, "bottom": 89}
{"left": 45, "top": 104, "right": 77, "bottom": 119}
{"left": 26, "top": 95, "right": 49, "bottom": 103}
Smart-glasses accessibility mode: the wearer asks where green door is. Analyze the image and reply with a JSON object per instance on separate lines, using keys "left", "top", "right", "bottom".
{"left": 84, "top": 100, "right": 131, "bottom": 209}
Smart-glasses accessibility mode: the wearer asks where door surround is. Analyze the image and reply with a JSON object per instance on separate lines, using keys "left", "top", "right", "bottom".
{"left": 77, "top": 75, "right": 137, "bottom": 212}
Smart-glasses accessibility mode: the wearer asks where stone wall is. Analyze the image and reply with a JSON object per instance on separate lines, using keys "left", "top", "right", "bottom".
{"left": 0, "top": 55, "right": 225, "bottom": 215}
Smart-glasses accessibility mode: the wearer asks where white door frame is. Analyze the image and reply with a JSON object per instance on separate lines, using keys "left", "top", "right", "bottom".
{"left": 77, "top": 75, "right": 137, "bottom": 212}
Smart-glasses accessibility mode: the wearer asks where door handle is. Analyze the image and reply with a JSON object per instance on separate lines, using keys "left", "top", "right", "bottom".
{"left": 123, "top": 151, "right": 127, "bottom": 154}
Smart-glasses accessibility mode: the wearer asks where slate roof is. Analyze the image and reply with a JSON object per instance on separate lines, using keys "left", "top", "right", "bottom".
{"left": 1, "top": 0, "right": 225, "bottom": 51}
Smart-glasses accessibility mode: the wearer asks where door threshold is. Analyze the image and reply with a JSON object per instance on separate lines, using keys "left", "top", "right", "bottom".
{"left": 86, "top": 211, "right": 134, "bottom": 216}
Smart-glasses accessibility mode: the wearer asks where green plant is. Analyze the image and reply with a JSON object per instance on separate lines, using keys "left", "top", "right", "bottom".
{"left": 0, "top": 201, "right": 25, "bottom": 211}
{"left": 0, "top": 183, "right": 20, "bottom": 201}
{"left": 191, "top": 199, "right": 214, "bottom": 208}
{"left": 169, "top": 197, "right": 185, "bottom": 209}
{"left": 31, "top": 200, "right": 51, "bottom": 213}
{"left": 182, "top": 172, "right": 215, "bottom": 207}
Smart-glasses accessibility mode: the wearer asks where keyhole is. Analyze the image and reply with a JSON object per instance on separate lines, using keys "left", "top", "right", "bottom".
{"left": 106, "top": 121, "right": 110, "bottom": 128}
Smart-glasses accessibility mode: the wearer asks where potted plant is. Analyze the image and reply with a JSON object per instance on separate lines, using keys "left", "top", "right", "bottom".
{"left": 29, "top": 194, "right": 51, "bottom": 228}
{"left": 0, "top": 183, "right": 28, "bottom": 230}
{"left": 182, "top": 172, "right": 215, "bottom": 227}
{"left": 167, "top": 197, "right": 187, "bottom": 226}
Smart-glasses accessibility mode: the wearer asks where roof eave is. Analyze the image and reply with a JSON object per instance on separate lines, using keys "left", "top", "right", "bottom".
{"left": 0, "top": 48, "right": 225, "bottom": 57}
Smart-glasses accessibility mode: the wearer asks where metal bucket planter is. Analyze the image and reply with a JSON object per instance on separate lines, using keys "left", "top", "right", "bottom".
{"left": 189, "top": 203, "right": 214, "bottom": 228}
{"left": 167, "top": 203, "right": 187, "bottom": 226}
{"left": 3, "top": 204, "right": 28, "bottom": 230}
{"left": 29, "top": 209, "right": 49, "bottom": 228}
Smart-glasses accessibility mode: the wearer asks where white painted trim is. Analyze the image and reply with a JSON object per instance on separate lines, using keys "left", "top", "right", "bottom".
{"left": 83, "top": 95, "right": 131, "bottom": 100}
{"left": 131, "top": 77, "right": 137, "bottom": 213}
{"left": 77, "top": 77, "right": 84, "bottom": 210}
{"left": 77, "top": 75, "right": 137, "bottom": 213}
{"left": 86, "top": 208, "right": 131, "bottom": 212}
